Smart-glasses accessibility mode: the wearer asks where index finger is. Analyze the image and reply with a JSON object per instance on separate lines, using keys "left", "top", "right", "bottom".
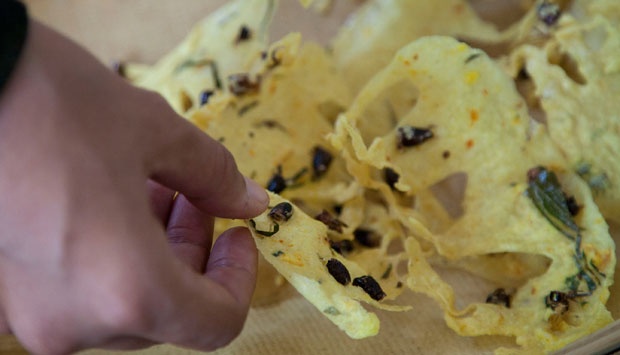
{"left": 142, "top": 95, "right": 268, "bottom": 219}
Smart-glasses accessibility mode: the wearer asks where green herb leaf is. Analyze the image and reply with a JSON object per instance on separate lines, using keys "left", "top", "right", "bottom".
{"left": 323, "top": 306, "right": 341, "bottom": 316}
{"left": 249, "top": 219, "right": 280, "bottom": 237}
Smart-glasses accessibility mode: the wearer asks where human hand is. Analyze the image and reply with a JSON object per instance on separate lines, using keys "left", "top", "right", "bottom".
{"left": 0, "top": 21, "right": 268, "bottom": 354}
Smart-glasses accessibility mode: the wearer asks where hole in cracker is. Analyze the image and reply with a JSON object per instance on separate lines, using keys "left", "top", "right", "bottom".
{"left": 430, "top": 252, "right": 548, "bottom": 312}
{"left": 359, "top": 80, "right": 419, "bottom": 145}
{"left": 431, "top": 260, "right": 504, "bottom": 310}
{"left": 397, "top": 259, "right": 409, "bottom": 276}
{"left": 454, "top": 252, "right": 552, "bottom": 289}
{"left": 548, "top": 51, "right": 587, "bottom": 86}
{"left": 515, "top": 67, "right": 547, "bottom": 125}
{"left": 317, "top": 100, "right": 346, "bottom": 124}
{"left": 429, "top": 172, "right": 468, "bottom": 219}
{"left": 386, "top": 237, "right": 405, "bottom": 256}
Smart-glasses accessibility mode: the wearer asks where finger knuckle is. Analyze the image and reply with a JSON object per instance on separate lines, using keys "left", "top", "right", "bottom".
{"left": 96, "top": 278, "right": 156, "bottom": 334}
{"left": 167, "top": 226, "right": 208, "bottom": 248}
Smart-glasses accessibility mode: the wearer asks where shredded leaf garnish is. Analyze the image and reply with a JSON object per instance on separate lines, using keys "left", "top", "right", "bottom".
{"left": 249, "top": 219, "right": 280, "bottom": 237}
{"left": 527, "top": 166, "right": 604, "bottom": 300}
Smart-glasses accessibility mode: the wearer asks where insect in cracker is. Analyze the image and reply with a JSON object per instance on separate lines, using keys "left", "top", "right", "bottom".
{"left": 396, "top": 126, "right": 434, "bottom": 149}
{"left": 545, "top": 290, "right": 589, "bottom": 314}
{"left": 249, "top": 219, "right": 280, "bottom": 237}
{"left": 526, "top": 166, "right": 580, "bottom": 242}
{"left": 537, "top": 1, "right": 561, "bottom": 26}
{"left": 353, "top": 228, "right": 381, "bottom": 248}
{"left": 383, "top": 167, "right": 400, "bottom": 190}
{"left": 517, "top": 67, "right": 530, "bottom": 80}
{"left": 228, "top": 73, "right": 261, "bottom": 96}
{"left": 546, "top": 291, "right": 570, "bottom": 313}
{"left": 332, "top": 204, "right": 343, "bottom": 215}
{"left": 268, "top": 202, "right": 294, "bottom": 222}
{"left": 235, "top": 25, "right": 252, "bottom": 44}
{"left": 312, "top": 146, "right": 333, "bottom": 179}
{"left": 199, "top": 90, "right": 214, "bottom": 106}
{"left": 315, "top": 210, "right": 348, "bottom": 233}
{"left": 353, "top": 275, "right": 386, "bottom": 301}
{"left": 266, "top": 165, "right": 308, "bottom": 194}
{"left": 326, "top": 258, "right": 351, "bottom": 285}
{"left": 264, "top": 46, "right": 283, "bottom": 69}
{"left": 565, "top": 195, "right": 580, "bottom": 216}
{"left": 329, "top": 239, "right": 354, "bottom": 255}
{"left": 266, "top": 172, "right": 287, "bottom": 193}
{"left": 485, "top": 288, "right": 511, "bottom": 308}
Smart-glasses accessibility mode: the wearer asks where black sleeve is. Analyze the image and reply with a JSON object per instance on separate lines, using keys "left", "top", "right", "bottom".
{"left": 0, "top": 0, "right": 29, "bottom": 96}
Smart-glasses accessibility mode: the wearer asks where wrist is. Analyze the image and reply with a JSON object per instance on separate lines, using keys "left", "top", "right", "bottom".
{"left": 0, "top": 0, "right": 29, "bottom": 97}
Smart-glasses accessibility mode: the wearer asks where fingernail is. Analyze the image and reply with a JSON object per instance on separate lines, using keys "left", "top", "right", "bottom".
{"left": 245, "top": 177, "right": 269, "bottom": 210}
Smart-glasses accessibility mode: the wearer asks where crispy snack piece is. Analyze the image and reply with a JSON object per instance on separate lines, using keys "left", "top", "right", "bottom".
{"left": 246, "top": 192, "right": 408, "bottom": 339}
{"left": 190, "top": 33, "right": 352, "bottom": 188}
{"left": 508, "top": 5, "right": 620, "bottom": 222}
{"left": 495, "top": 0, "right": 620, "bottom": 48}
{"left": 330, "top": 36, "right": 615, "bottom": 353}
{"left": 405, "top": 171, "right": 615, "bottom": 354}
{"left": 124, "top": 0, "right": 353, "bottom": 306}
{"left": 330, "top": 36, "right": 558, "bottom": 207}
{"left": 124, "top": 0, "right": 618, "bottom": 351}
{"left": 331, "top": 0, "right": 507, "bottom": 93}
{"left": 130, "top": 0, "right": 277, "bottom": 114}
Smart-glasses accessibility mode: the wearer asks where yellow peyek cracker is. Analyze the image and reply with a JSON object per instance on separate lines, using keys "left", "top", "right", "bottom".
{"left": 406, "top": 170, "right": 615, "bottom": 354}
{"left": 190, "top": 33, "right": 352, "bottom": 188}
{"left": 125, "top": 1, "right": 619, "bottom": 352}
{"left": 508, "top": 8, "right": 620, "bottom": 223}
{"left": 329, "top": 36, "right": 616, "bottom": 353}
{"left": 331, "top": 0, "right": 507, "bottom": 93}
{"left": 130, "top": 0, "right": 277, "bottom": 114}
{"left": 246, "top": 192, "right": 409, "bottom": 339}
